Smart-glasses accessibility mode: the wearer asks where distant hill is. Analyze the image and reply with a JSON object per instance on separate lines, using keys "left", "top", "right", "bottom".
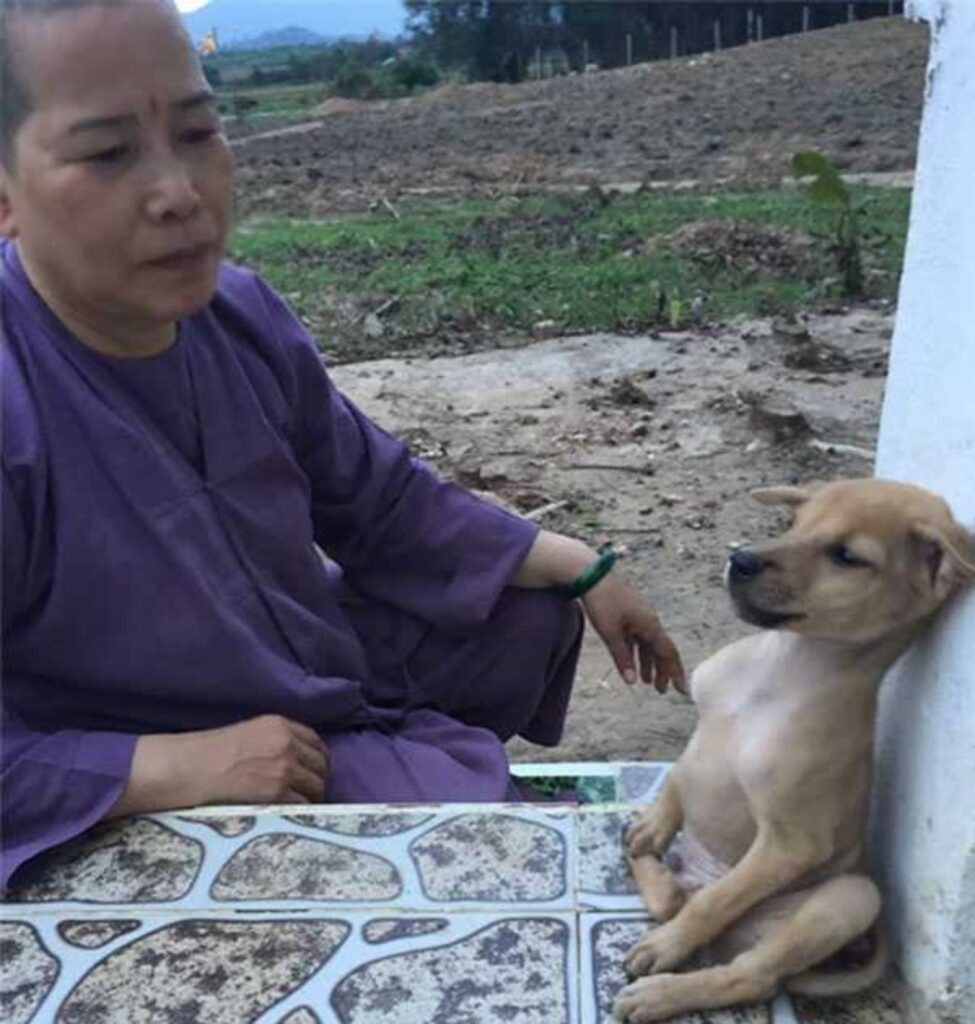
{"left": 182, "top": 0, "right": 406, "bottom": 47}
{"left": 233, "top": 27, "right": 327, "bottom": 51}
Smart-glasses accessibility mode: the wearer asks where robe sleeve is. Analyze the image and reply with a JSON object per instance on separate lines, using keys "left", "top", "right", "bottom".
{"left": 2, "top": 469, "right": 137, "bottom": 889}
{"left": 254, "top": 278, "right": 540, "bottom": 632}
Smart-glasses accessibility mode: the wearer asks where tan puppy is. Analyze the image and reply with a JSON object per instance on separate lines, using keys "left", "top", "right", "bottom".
{"left": 615, "top": 479, "right": 975, "bottom": 1023}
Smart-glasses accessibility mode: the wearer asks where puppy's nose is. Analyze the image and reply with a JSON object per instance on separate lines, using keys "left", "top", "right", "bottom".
{"left": 729, "top": 548, "right": 767, "bottom": 581}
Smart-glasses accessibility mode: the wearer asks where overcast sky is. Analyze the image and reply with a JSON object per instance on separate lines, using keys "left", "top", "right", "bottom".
{"left": 177, "top": 0, "right": 408, "bottom": 41}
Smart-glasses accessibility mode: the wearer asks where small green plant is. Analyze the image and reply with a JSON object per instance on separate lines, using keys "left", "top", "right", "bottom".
{"left": 792, "top": 151, "right": 864, "bottom": 298}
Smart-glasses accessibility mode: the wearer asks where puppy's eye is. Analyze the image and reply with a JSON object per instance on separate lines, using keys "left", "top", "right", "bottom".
{"left": 829, "top": 546, "right": 868, "bottom": 568}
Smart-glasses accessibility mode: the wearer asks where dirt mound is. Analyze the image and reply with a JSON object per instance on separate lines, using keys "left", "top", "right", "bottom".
{"left": 313, "top": 97, "right": 371, "bottom": 117}
{"left": 658, "top": 220, "right": 814, "bottom": 276}
{"left": 232, "top": 17, "right": 927, "bottom": 217}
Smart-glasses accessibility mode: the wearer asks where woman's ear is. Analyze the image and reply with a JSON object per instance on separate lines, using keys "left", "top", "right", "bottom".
{"left": 0, "top": 168, "right": 20, "bottom": 240}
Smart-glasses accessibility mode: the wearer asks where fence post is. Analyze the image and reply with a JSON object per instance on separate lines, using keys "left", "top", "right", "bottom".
{"left": 747, "top": 7, "right": 754, "bottom": 42}
{"left": 802, "top": 5, "right": 810, "bottom": 32}
{"left": 626, "top": 32, "right": 632, "bottom": 66}
{"left": 756, "top": 13, "right": 764, "bottom": 41}
{"left": 713, "top": 17, "right": 721, "bottom": 51}
{"left": 669, "top": 24, "right": 678, "bottom": 59}
{"left": 847, "top": 2, "right": 856, "bottom": 22}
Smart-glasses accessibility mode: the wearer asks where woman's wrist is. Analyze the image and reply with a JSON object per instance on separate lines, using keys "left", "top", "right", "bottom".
{"left": 561, "top": 545, "right": 619, "bottom": 598}
{"left": 108, "top": 732, "right": 212, "bottom": 818}
{"left": 512, "top": 530, "right": 597, "bottom": 589}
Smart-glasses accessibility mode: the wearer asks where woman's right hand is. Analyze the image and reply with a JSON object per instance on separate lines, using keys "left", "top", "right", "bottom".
{"left": 109, "top": 714, "right": 330, "bottom": 817}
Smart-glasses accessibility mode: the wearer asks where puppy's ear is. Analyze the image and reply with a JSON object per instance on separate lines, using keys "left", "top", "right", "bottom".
{"left": 751, "top": 486, "right": 812, "bottom": 508}
{"left": 911, "top": 520, "right": 975, "bottom": 599}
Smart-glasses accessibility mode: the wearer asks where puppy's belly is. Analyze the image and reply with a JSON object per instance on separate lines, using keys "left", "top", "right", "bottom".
{"left": 664, "top": 830, "right": 732, "bottom": 893}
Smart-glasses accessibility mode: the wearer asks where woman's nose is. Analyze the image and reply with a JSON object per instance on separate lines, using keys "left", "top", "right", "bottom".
{"left": 145, "top": 157, "right": 202, "bottom": 222}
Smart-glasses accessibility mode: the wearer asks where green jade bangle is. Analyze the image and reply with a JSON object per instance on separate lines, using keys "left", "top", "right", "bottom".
{"left": 561, "top": 545, "right": 618, "bottom": 598}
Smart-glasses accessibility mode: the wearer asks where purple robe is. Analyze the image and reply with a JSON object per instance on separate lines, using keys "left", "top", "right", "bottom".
{"left": 0, "top": 240, "right": 581, "bottom": 888}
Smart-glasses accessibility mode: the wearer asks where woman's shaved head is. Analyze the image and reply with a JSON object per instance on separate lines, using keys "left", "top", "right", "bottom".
{"left": 0, "top": 0, "right": 182, "bottom": 168}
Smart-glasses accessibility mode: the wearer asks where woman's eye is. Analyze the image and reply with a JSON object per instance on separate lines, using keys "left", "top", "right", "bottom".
{"left": 182, "top": 128, "right": 217, "bottom": 144}
{"left": 84, "top": 146, "right": 128, "bottom": 164}
{"left": 829, "top": 546, "right": 867, "bottom": 568}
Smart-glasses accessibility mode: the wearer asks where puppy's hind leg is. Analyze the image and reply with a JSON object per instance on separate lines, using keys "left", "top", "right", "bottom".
{"left": 628, "top": 852, "right": 686, "bottom": 924}
{"left": 614, "top": 875, "right": 882, "bottom": 1023}
{"left": 626, "top": 775, "right": 686, "bottom": 923}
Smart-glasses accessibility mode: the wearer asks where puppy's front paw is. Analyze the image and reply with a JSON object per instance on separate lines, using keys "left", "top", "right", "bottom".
{"left": 614, "top": 974, "right": 696, "bottom": 1022}
{"left": 626, "top": 806, "right": 677, "bottom": 858}
{"left": 624, "top": 921, "right": 696, "bottom": 978}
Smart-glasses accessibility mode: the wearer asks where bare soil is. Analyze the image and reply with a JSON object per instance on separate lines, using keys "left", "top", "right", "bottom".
{"left": 331, "top": 307, "right": 892, "bottom": 763}
{"left": 231, "top": 17, "right": 926, "bottom": 218}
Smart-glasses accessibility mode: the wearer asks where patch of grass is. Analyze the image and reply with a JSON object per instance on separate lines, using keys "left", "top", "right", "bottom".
{"left": 228, "top": 186, "right": 911, "bottom": 361}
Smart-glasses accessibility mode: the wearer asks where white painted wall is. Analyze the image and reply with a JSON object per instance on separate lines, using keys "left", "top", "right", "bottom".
{"left": 873, "top": 2, "right": 975, "bottom": 1021}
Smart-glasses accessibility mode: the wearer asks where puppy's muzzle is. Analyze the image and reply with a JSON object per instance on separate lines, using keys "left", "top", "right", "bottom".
{"left": 728, "top": 548, "right": 769, "bottom": 583}
{"left": 727, "top": 549, "right": 802, "bottom": 627}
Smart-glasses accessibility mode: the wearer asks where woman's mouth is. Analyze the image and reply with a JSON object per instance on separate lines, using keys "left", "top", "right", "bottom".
{"left": 146, "top": 244, "right": 211, "bottom": 271}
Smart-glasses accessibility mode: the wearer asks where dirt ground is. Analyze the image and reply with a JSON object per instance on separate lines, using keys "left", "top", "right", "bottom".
{"left": 230, "top": 17, "right": 922, "bottom": 764}
{"left": 230, "top": 17, "right": 926, "bottom": 218}
{"left": 332, "top": 306, "right": 893, "bottom": 763}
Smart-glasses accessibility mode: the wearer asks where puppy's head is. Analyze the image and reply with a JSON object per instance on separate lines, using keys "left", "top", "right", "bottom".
{"left": 727, "top": 478, "right": 975, "bottom": 643}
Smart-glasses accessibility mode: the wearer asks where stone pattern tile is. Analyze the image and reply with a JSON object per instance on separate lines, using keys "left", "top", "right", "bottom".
{"left": 617, "top": 764, "right": 667, "bottom": 804}
{"left": 2, "top": 804, "right": 575, "bottom": 912}
{"left": 58, "top": 918, "right": 350, "bottom": 1023}
{"left": 577, "top": 807, "right": 643, "bottom": 910}
{"left": 1, "top": 912, "right": 578, "bottom": 1024}
{"left": 361, "top": 917, "right": 450, "bottom": 944}
{"left": 332, "top": 916, "right": 575, "bottom": 1024}
{"left": 791, "top": 982, "right": 904, "bottom": 1023}
{"left": 6, "top": 817, "right": 203, "bottom": 904}
{"left": 0, "top": 921, "right": 60, "bottom": 1024}
{"left": 0, "top": 764, "right": 898, "bottom": 1024}
{"left": 580, "top": 913, "right": 773, "bottom": 1024}
{"left": 211, "top": 833, "right": 403, "bottom": 902}
{"left": 409, "top": 811, "right": 568, "bottom": 902}
{"left": 57, "top": 918, "right": 142, "bottom": 949}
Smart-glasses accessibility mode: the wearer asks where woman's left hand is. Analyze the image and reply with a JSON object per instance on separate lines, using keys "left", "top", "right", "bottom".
{"left": 582, "top": 575, "right": 687, "bottom": 694}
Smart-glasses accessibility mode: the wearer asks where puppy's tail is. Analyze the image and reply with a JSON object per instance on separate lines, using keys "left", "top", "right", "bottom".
{"left": 785, "top": 927, "right": 889, "bottom": 998}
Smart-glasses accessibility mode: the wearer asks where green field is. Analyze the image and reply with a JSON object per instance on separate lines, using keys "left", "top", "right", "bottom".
{"left": 229, "top": 186, "right": 911, "bottom": 361}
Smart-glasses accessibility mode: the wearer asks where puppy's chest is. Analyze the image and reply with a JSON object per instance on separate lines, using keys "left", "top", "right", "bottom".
{"left": 694, "top": 668, "right": 792, "bottom": 726}
{"left": 693, "top": 672, "right": 808, "bottom": 779}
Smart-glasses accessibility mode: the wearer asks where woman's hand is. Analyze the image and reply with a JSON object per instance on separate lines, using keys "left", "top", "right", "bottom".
{"left": 109, "top": 715, "right": 330, "bottom": 818}
{"left": 511, "top": 529, "right": 686, "bottom": 694}
{"left": 582, "top": 575, "right": 686, "bottom": 694}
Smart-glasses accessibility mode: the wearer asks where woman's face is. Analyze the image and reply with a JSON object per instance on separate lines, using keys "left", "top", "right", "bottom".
{"left": 0, "top": 0, "right": 234, "bottom": 344}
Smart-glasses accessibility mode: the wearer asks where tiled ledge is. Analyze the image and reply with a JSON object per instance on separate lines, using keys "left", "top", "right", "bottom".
{"left": 1, "top": 762, "right": 902, "bottom": 1024}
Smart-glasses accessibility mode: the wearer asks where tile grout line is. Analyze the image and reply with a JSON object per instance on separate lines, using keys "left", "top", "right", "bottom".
{"left": 771, "top": 990, "right": 801, "bottom": 1024}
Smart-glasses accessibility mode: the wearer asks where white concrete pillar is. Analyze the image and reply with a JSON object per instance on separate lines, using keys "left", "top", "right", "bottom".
{"left": 873, "top": 3, "right": 975, "bottom": 1022}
